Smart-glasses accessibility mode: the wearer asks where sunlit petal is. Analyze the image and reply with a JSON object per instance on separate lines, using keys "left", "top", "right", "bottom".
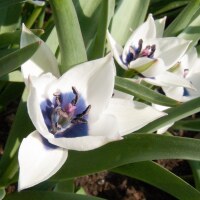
{"left": 105, "top": 98, "right": 166, "bottom": 136}
{"left": 18, "top": 130, "right": 68, "bottom": 191}
{"left": 20, "top": 24, "right": 60, "bottom": 86}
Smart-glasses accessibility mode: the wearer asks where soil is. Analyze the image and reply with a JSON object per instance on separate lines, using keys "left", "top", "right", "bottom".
{"left": 75, "top": 159, "right": 192, "bottom": 200}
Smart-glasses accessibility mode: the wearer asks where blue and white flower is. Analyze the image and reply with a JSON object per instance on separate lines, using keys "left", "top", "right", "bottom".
{"left": 107, "top": 14, "right": 193, "bottom": 89}
{"left": 18, "top": 26, "right": 166, "bottom": 190}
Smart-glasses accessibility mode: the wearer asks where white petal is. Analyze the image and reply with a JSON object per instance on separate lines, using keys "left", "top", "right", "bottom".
{"left": 113, "top": 89, "right": 134, "bottom": 100}
{"left": 162, "top": 86, "right": 184, "bottom": 101}
{"left": 60, "top": 54, "right": 116, "bottom": 121}
{"left": 27, "top": 0, "right": 45, "bottom": 6}
{"left": 105, "top": 98, "right": 166, "bottom": 136}
{"left": 27, "top": 73, "right": 57, "bottom": 139}
{"left": 20, "top": 24, "right": 60, "bottom": 86}
{"left": 143, "top": 71, "right": 195, "bottom": 88}
{"left": 152, "top": 103, "right": 174, "bottom": 134}
{"left": 18, "top": 130, "right": 68, "bottom": 191}
{"left": 154, "top": 37, "right": 191, "bottom": 67}
{"left": 107, "top": 31, "right": 127, "bottom": 70}
{"left": 155, "top": 16, "right": 166, "bottom": 37}
{"left": 123, "top": 14, "right": 156, "bottom": 58}
{"left": 129, "top": 57, "right": 166, "bottom": 77}
{"left": 47, "top": 114, "right": 122, "bottom": 151}
{"left": 157, "top": 123, "right": 174, "bottom": 134}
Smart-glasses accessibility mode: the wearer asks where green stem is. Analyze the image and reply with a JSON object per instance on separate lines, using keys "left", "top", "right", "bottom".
{"left": 25, "top": 7, "right": 43, "bottom": 28}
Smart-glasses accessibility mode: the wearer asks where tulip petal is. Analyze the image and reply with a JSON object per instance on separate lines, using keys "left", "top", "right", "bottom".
{"left": 60, "top": 54, "right": 116, "bottom": 121}
{"left": 113, "top": 89, "right": 134, "bottom": 100}
{"left": 143, "top": 71, "right": 195, "bottom": 88}
{"left": 155, "top": 16, "right": 166, "bottom": 37}
{"left": 20, "top": 24, "right": 60, "bottom": 86}
{"left": 106, "top": 31, "right": 127, "bottom": 70}
{"left": 129, "top": 57, "right": 166, "bottom": 77}
{"left": 105, "top": 98, "right": 166, "bottom": 136}
{"left": 123, "top": 14, "right": 156, "bottom": 58}
{"left": 162, "top": 86, "right": 184, "bottom": 101}
{"left": 48, "top": 114, "right": 122, "bottom": 151}
{"left": 154, "top": 37, "right": 191, "bottom": 68}
{"left": 18, "top": 130, "right": 68, "bottom": 191}
{"left": 27, "top": 73, "right": 57, "bottom": 139}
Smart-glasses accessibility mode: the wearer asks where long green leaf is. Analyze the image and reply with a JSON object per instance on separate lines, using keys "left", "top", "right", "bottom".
{"left": 49, "top": 0, "right": 87, "bottom": 74}
{"left": 52, "top": 134, "right": 200, "bottom": 181}
{"left": 164, "top": 0, "right": 200, "bottom": 36}
{"left": 178, "top": 7, "right": 200, "bottom": 48}
{"left": 0, "top": 83, "right": 24, "bottom": 107}
{"left": 0, "top": 30, "right": 44, "bottom": 48}
{"left": 88, "top": 0, "right": 115, "bottom": 59}
{"left": 110, "top": 0, "right": 150, "bottom": 45}
{"left": 112, "top": 161, "right": 200, "bottom": 200}
{"left": 0, "top": 42, "right": 40, "bottom": 77}
{"left": 73, "top": 0, "right": 102, "bottom": 49}
{"left": 0, "top": 0, "right": 26, "bottom": 8}
{"left": 0, "top": 89, "right": 34, "bottom": 187}
{"left": 115, "top": 76, "right": 179, "bottom": 107}
{"left": 139, "top": 96, "right": 200, "bottom": 133}
{"left": 0, "top": 71, "right": 23, "bottom": 82}
{"left": 173, "top": 119, "right": 200, "bottom": 131}
{"left": 0, "top": 3, "right": 22, "bottom": 34}
{"left": 4, "top": 192, "right": 104, "bottom": 200}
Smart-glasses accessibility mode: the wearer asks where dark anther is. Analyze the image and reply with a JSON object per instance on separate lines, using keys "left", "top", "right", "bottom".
{"left": 53, "top": 92, "right": 61, "bottom": 106}
{"left": 71, "top": 118, "right": 87, "bottom": 124}
{"left": 76, "top": 105, "right": 91, "bottom": 118}
{"left": 148, "top": 44, "right": 156, "bottom": 58}
{"left": 71, "top": 86, "right": 79, "bottom": 106}
{"left": 136, "top": 39, "right": 143, "bottom": 55}
{"left": 71, "top": 105, "right": 91, "bottom": 124}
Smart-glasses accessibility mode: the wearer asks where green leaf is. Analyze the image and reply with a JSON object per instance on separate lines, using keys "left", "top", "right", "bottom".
{"left": 115, "top": 76, "right": 179, "bottom": 107}
{"left": 52, "top": 134, "right": 200, "bottom": 181}
{"left": 0, "top": 3, "right": 22, "bottom": 34}
{"left": 0, "top": 188, "right": 5, "bottom": 200}
{"left": 54, "top": 179, "right": 74, "bottom": 193}
{"left": 173, "top": 119, "right": 200, "bottom": 131}
{"left": 0, "top": 71, "right": 23, "bottom": 82}
{"left": 73, "top": 0, "right": 102, "bottom": 49}
{"left": 49, "top": 0, "right": 87, "bottom": 74}
{"left": 4, "top": 191, "right": 105, "bottom": 200}
{"left": 178, "top": 7, "right": 200, "bottom": 48}
{"left": 88, "top": 0, "right": 115, "bottom": 59}
{"left": 0, "top": 83, "right": 24, "bottom": 107}
{"left": 139, "top": 96, "right": 200, "bottom": 133}
{"left": 0, "top": 0, "right": 26, "bottom": 8}
{"left": 153, "top": 1, "right": 188, "bottom": 15}
{"left": 0, "top": 30, "right": 44, "bottom": 48}
{"left": 112, "top": 161, "right": 200, "bottom": 200}
{"left": 0, "top": 89, "right": 34, "bottom": 187}
{"left": 0, "top": 41, "right": 40, "bottom": 78}
{"left": 110, "top": 0, "right": 150, "bottom": 45}
{"left": 189, "top": 160, "right": 200, "bottom": 191}
{"left": 164, "top": 0, "right": 200, "bottom": 36}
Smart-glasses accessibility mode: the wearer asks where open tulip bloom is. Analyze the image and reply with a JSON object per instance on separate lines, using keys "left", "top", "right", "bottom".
{"left": 107, "top": 14, "right": 194, "bottom": 91}
{"left": 18, "top": 26, "right": 166, "bottom": 190}
{"left": 160, "top": 47, "right": 200, "bottom": 102}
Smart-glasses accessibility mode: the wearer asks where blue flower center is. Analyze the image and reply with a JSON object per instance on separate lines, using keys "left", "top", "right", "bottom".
{"left": 40, "top": 87, "right": 91, "bottom": 138}
{"left": 122, "top": 39, "right": 156, "bottom": 66}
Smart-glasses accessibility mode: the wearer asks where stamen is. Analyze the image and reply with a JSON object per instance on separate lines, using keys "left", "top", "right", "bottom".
{"left": 49, "top": 87, "right": 91, "bottom": 135}
{"left": 148, "top": 44, "right": 156, "bottom": 58}
{"left": 124, "top": 39, "right": 156, "bottom": 65}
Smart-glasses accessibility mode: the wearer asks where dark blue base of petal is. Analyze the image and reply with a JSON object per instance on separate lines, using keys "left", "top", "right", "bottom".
{"left": 40, "top": 91, "right": 89, "bottom": 138}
